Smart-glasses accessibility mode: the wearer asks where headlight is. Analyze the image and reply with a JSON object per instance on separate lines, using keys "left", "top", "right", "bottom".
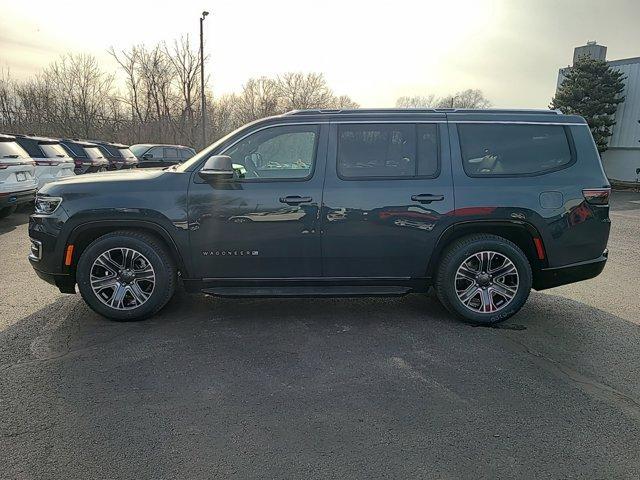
{"left": 35, "top": 195, "right": 62, "bottom": 215}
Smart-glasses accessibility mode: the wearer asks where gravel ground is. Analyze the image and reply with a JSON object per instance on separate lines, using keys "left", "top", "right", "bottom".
{"left": 1, "top": 192, "right": 639, "bottom": 479}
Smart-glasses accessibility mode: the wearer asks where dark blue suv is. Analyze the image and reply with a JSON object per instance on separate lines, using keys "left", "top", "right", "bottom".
{"left": 28, "top": 109, "right": 610, "bottom": 324}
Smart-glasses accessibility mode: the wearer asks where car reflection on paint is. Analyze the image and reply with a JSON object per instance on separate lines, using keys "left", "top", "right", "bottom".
{"left": 228, "top": 207, "right": 305, "bottom": 223}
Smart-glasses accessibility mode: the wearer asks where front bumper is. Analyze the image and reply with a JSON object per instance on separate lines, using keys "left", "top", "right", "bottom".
{"left": 533, "top": 250, "right": 608, "bottom": 290}
{"left": 0, "top": 188, "right": 37, "bottom": 208}
{"left": 33, "top": 268, "right": 76, "bottom": 293}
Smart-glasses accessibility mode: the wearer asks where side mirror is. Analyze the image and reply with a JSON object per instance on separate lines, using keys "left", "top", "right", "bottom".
{"left": 142, "top": 153, "right": 153, "bottom": 160}
{"left": 199, "top": 155, "right": 234, "bottom": 181}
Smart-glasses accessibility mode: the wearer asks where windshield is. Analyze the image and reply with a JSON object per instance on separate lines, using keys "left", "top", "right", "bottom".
{"left": 84, "top": 147, "right": 104, "bottom": 159}
{"left": 175, "top": 126, "right": 248, "bottom": 172}
{"left": 40, "top": 143, "right": 68, "bottom": 158}
{"left": 0, "top": 141, "right": 29, "bottom": 159}
{"left": 130, "top": 145, "right": 149, "bottom": 157}
{"left": 118, "top": 148, "right": 137, "bottom": 160}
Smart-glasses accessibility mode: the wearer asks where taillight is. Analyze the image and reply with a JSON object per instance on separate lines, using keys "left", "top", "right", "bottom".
{"left": 582, "top": 188, "right": 610, "bottom": 205}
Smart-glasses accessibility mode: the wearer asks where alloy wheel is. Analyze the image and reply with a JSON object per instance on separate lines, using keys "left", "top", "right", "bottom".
{"left": 454, "top": 251, "right": 519, "bottom": 313}
{"left": 90, "top": 247, "right": 155, "bottom": 310}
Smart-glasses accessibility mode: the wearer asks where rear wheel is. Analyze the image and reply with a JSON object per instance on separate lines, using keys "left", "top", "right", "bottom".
{"left": 76, "top": 231, "right": 177, "bottom": 321}
{"left": 435, "top": 234, "right": 532, "bottom": 325}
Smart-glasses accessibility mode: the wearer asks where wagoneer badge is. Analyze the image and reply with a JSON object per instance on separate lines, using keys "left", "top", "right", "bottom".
{"left": 202, "top": 250, "right": 259, "bottom": 256}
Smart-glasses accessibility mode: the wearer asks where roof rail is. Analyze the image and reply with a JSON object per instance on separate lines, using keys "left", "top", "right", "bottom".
{"left": 285, "top": 108, "right": 561, "bottom": 116}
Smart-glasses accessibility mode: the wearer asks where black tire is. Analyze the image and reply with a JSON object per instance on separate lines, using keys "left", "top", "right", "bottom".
{"left": 0, "top": 205, "right": 17, "bottom": 219}
{"left": 76, "top": 230, "right": 177, "bottom": 321}
{"left": 435, "top": 234, "right": 532, "bottom": 325}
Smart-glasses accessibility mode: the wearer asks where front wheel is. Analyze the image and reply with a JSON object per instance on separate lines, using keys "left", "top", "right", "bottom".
{"left": 435, "top": 234, "right": 532, "bottom": 325}
{"left": 76, "top": 231, "right": 177, "bottom": 321}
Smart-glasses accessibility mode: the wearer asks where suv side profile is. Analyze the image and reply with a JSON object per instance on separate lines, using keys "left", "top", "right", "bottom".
{"left": 130, "top": 144, "right": 195, "bottom": 168}
{"left": 29, "top": 109, "right": 611, "bottom": 324}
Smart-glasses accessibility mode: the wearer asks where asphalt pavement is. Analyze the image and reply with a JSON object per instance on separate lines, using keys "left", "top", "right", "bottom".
{"left": 1, "top": 192, "right": 639, "bottom": 479}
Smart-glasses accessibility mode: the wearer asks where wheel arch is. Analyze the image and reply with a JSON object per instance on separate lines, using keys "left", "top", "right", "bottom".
{"left": 66, "top": 220, "right": 187, "bottom": 277}
{"left": 426, "top": 220, "right": 547, "bottom": 281}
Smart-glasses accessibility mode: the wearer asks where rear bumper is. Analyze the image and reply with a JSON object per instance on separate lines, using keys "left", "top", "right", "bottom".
{"left": 533, "top": 250, "right": 608, "bottom": 290}
{"left": 0, "top": 188, "right": 36, "bottom": 208}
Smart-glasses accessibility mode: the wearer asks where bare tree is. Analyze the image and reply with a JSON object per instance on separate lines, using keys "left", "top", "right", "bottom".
{"left": 395, "top": 95, "right": 438, "bottom": 108}
{"left": 436, "top": 89, "right": 491, "bottom": 109}
{"left": 396, "top": 89, "right": 491, "bottom": 109}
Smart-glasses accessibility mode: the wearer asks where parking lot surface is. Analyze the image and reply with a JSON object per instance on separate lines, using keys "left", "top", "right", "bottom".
{"left": 1, "top": 192, "right": 640, "bottom": 479}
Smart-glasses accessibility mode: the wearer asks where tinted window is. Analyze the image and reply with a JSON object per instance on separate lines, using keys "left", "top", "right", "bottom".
{"left": 458, "top": 123, "right": 573, "bottom": 176}
{"left": 146, "top": 147, "right": 164, "bottom": 159}
{"left": 61, "top": 142, "right": 86, "bottom": 157}
{"left": 337, "top": 124, "right": 439, "bottom": 178}
{"left": 164, "top": 147, "right": 179, "bottom": 160}
{"left": 224, "top": 124, "right": 319, "bottom": 180}
{"left": 15, "top": 138, "right": 41, "bottom": 157}
{"left": 179, "top": 148, "right": 193, "bottom": 160}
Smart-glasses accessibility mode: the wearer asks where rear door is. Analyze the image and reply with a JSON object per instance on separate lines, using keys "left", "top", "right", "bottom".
{"left": 321, "top": 117, "right": 454, "bottom": 278}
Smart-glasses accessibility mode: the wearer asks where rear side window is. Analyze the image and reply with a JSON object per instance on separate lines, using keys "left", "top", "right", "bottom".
{"left": 458, "top": 123, "right": 573, "bottom": 176}
{"left": 179, "top": 148, "right": 193, "bottom": 160}
{"left": 337, "top": 123, "right": 439, "bottom": 179}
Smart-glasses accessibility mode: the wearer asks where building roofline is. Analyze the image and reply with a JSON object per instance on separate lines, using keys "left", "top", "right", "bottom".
{"left": 608, "top": 56, "right": 640, "bottom": 67}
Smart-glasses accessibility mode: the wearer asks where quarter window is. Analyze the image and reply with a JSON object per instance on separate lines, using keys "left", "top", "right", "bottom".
{"left": 224, "top": 125, "right": 319, "bottom": 180}
{"left": 458, "top": 123, "right": 573, "bottom": 176}
{"left": 337, "top": 123, "right": 439, "bottom": 179}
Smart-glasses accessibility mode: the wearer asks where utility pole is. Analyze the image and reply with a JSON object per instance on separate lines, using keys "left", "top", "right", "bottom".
{"left": 200, "top": 11, "right": 209, "bottom": 148}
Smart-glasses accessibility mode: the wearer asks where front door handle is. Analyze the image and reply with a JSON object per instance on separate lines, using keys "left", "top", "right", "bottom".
{"left": 280, "top": 195, "right": 312, "bottom": 205}
{"left": 411, "top": 194, "right": 445, "bottom": 204}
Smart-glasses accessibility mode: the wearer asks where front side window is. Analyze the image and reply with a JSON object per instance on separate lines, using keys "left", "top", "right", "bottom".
{"left": 145, "top": 147, "right": 164, "bottom": 160}
{"left": 164, "top": 147, "right": 179, "bottom": 160}
{"left": 458, "top": 123, "right": 573, "bottom": 176}
{"left": 337, "top": 123, "right": 439, "bottom": 179}
{"left": 224, "top": 124, "right": 319, "bottom": 180}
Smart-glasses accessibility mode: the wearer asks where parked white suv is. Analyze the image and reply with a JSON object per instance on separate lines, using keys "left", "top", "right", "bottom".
{"left": 0, "top": 134, "right": 37, "bottom": 218}
{"left": 14, "top": 135, "right": 75, "bottom": 189}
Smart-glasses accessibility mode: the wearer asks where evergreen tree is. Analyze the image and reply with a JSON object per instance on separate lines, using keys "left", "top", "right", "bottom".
{"left": 551, "top": 58, "right": 626, "bottom": 153}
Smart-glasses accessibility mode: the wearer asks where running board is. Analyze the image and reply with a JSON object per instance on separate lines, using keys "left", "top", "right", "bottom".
{"left": 201, "top": 285, "right": 411, "bottom": 298}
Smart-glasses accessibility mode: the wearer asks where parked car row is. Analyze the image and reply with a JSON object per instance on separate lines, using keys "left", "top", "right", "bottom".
{"left": 0, "top": 132, "right": 195, "bottom": 218}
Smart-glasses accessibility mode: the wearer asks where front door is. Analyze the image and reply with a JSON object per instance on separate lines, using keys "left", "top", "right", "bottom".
{"left": 188, "top": 123, "right": 327, "bottom": 280}
{"left": 321, "top": 118, "right": 454, "bottom": 279}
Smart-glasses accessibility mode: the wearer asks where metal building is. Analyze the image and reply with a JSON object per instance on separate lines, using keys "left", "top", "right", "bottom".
{"left": 557, "top": 42, "right": 640, "bottom": 183}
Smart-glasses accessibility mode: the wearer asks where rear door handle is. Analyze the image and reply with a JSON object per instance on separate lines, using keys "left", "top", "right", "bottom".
{"left": 411, "top": 194, "right": 445, "bottom": 204}
{"left": 279, "top": 195, "right": 313, "bottom": 205}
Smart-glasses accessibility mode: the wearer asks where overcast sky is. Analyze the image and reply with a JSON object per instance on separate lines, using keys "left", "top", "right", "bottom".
{"left": 1, "top": 0, "right": 639, "bottom": 108}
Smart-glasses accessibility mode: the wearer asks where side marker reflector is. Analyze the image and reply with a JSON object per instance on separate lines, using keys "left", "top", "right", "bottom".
{"left": 533, "top": 237, "right": 545, "bottom": 260}
{"left": 64, "top": 244, "right": 75, "bottom": 266}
